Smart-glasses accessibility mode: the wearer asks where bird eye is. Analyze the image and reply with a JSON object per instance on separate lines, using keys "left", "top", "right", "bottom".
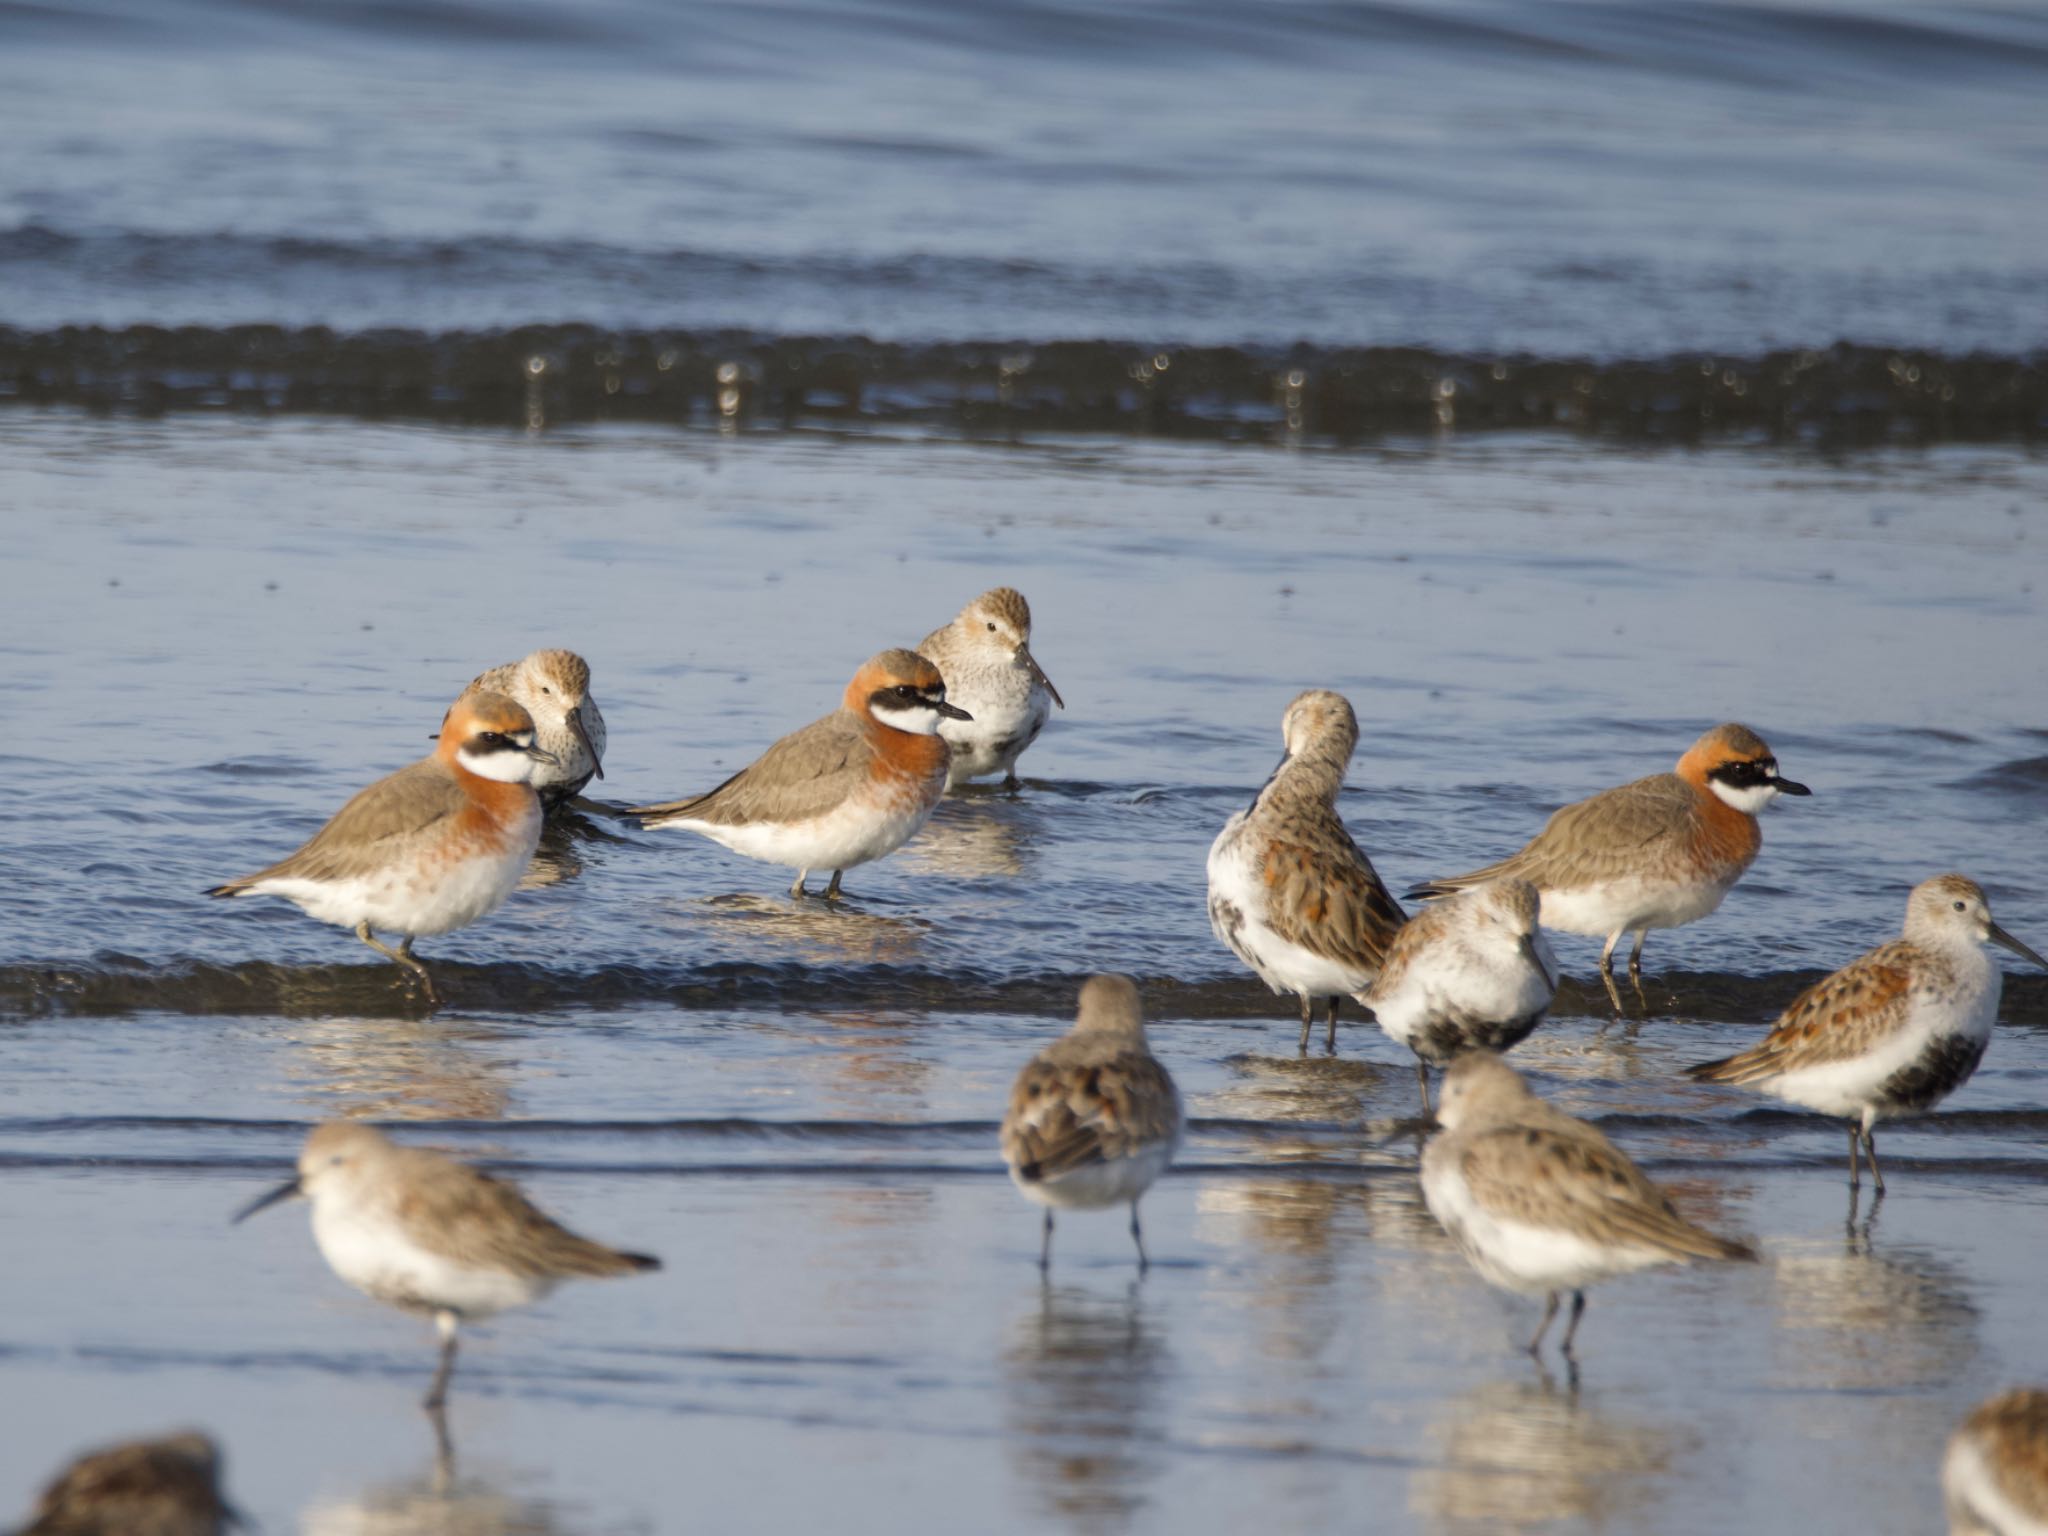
{"left": 541, "top": 686, "right": 552, "bottom": 695}
{"left": 478, "top": 731, "right": 504, "bottom": 747}
{"left": 986, "top": 621, "right": 996, "bottom": 632}
{"left": 1954, "top": 899, "right": 1967, "bottom": 911}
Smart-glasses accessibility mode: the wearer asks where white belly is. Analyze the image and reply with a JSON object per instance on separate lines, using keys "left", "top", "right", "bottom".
{"left": 1944, "top": 1434, "right": 2048, "bottom": 1536}
{"left": 251, "top": 828, "right": 538, "bottom": 939}
{"left": 1761, "top": 985, "right": 1996, "bottom": 1121}
{"left": 676, "top": 787, "right": 938, "bottom": 873}
{"left": 1371, "top": 936, "right": 1557, "bottom": 1053}
{"left": 1207, "top": 817, "right": 1373, "bottom": 999}
{"left": 1421, "top": 1148, "right": 1673, "bottom": 1294}
{"left": 1008, "top": 1138, "right": 1177, "bottom": 1212}
{"left": 1538, "top": 873, "right": 1734, "bottom": 938}
{"left": 938, "top": 677, "right": 1050, "bottom": 784}
{"left": 312, "top": 1202, "right": 549, "bottom": 1320}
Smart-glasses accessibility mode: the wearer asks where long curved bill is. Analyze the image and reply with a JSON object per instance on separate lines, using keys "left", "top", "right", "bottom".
{"left": 568, "top": 705, "right": 604, "bottom": 779}
{"left": 1018, "top": 646, "right": 1065, "bottom": 710}
{"left": 233, "top": 1175, "right": 302, "bottom": 1224}
{"left": 1989, "top": 921, "right": 2048, "bottom": 970}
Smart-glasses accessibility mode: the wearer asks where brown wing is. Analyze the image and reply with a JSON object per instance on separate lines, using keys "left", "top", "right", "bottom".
{"left": 26, "top": 1438, "right": 226, "bottom": 1536}
{"left": 208, "top": 758, "right": 463, "bottom": 893}
{"left": 1365, "top": 902, "right": 1455, "bottom": 1003}
{"left": 630, "top": 711, "right": 871, "bottom": 828}
{"left": 1261, "top": 816, "right": 1407, "bottom": 973}
{"left": 1688, "top": 943, "right": 1917, "bottom": 1084}
{"left": 395, "top": 1152, "right": 659, "bottom": 1279}
{"left": 1415, "top": 773, "right": 1697, "bottom": 896}
{"left": 1460, "top": 1122, "right": 1755, "bottom": 1262}
{"left": 1001, "top": 1048, "right": 1181, "bottom": 1181}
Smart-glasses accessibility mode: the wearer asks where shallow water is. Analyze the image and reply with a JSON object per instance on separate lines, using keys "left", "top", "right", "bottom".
{"left": 2, "top": 414, "right": 2046, "bottom": 1532}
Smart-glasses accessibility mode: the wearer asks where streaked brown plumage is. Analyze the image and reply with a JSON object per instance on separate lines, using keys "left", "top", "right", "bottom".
{"left": 1946, "top": 1388, "right": 2048, "bottom": 1536}
{"left": 463, "top": 648, "right": 606, "bottom": 808}
{"left": 1000, "top": 975, "right": 1184, "bottom": 1271}
{"left": 19, "top": 1431, "right": 233, "bottom": 1536}
{"left": 1207, "top": 690, "right": 1405, "bottom": 1052}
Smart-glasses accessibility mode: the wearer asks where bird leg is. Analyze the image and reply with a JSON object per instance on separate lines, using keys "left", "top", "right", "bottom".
{"left": 356, "top": 923, "right": 438, "bottom": 1007}
{"left": 824, "top": 870, "right": 844, "bottom": 901}
{"left": 1130, "top": 1201, "right": 1149, "bottom": 1275}
{"left": 1002, "top": 771, "right": 1022, "bottom": 792}
{"left": 1846, "top": 1123, "right": 1862, "bottom": 1190}
{"left": 1297, "top": 995, "right": 1313, "bottom": 1055}
{"left": 1596, "top": 931, "right": 1627, "bottom": 1014}
{"left": 1528, "top": 1291, "right": 1561, "bottom": 1354}
{"left": 1039, "top": 1210, "right": 1054, "bottom": 1272}
{"left": 1863, "top": 1126, "right": 1885, "bottom": 1193}
{"left": 789, "top": 869, "right": 810, "bottom": 898}
{"left": 1325, "top": 996, "right": 1341, "bottom": 1053}
{"left": 423, "top": 1311, "right": 460, "bottom": 1410}
{"left": 1559, "top": 1290, "right": 1588, "bottom": 1356}
{"left": 1416, "top": 1060, "right": 1434, "bottom": 1115}
{"left": 1627, "top": 929, "right": 1648, "bottom": 979}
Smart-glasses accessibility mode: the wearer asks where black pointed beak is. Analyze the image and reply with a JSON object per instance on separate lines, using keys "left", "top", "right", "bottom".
{"left": 522, "top": 742, "right": 561, "bottom": 768}
{"left": 1519, "top": 933, "right": 1556, "bottom": 984}
{"left": 1988, "top": 921, "right": 2048, "bottom": 971}
{"left": 569, "top": 705, "right": 603, "bottom": 779}
{"left": 1774, "top": 777, "right": 1811, "bottom": 796}
{"left": 935, "top": 699, "right": 973, "bottom": 721}
{"left": 233, "top": 1175, "right": 302, "bottom": 1224}
{"left": 1017, "top": 645, "right": 1064, "bottom": 710}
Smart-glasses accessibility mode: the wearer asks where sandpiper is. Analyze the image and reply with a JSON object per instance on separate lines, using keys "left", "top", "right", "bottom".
{"left": 206, "top": 691, "right": 554, "bottom": 1005}
{"left": 462, "top": 648, "right": 605, "bottom": 809}
{"left": 917, "top": 586, "right": 1063, "bottom": 788}
{"left": 630, "top": 648, "right": 969, "bottom": 899}
{"left": 1207, "top": 689, "right": 1406, "bottom": 1052}
{"left": 1000, "top": 975, "right": 1184, "bottom": 1273}
{"left": 236, "top": 1121, "right": 659, "bottom": 1408}
{"left": 1422, "top": 1052, "right": 1755, "bottom": 1359}
{"left": 1945, "top": 1388, "right": 2048, "bottom": 1536}
{"left": 17, "top": 1431, "right": 235, "bottom": 1536}
{"left": 1410, "top": 724, "right": 1808, "bottom": 998}
{"left": 1686, "top": 874, "right": 2044, "bottom": 1192}
{"left": 1362, "top": 878, "right": 1559, "bottom": 1111}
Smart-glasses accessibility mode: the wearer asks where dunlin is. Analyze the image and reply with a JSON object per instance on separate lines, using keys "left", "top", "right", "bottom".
{"left": 1411, "top": 724, "right": 1809, "bottom": 998}
{"left": 17, "top": 1431, "right": 234, "bottom": 1536}
{"left": 1000, "top": 975, "right": 1183, "bottom": 1273}
{"left": 462, "top": 648, "right": 605, "bottom": 809}
{"left": 1687, "top": 874, "right": 2044, "bottom": 1191}
{"left": 1945, "top": 1388, "right": 2048, "bottom": 1536}
{"left": 207, "top": 690, "right": 554, "bottom": 1005}
{"left": 1421, "top": 1052, "right": 1755, "bottom": 1358}
{"left": 1362, "top": 878, "right": 1560, "bottom": 1111}
{"left": 917, "top": 586, "right": 1063, "bottom": 789}
{"left": 630, "top": 648, "right": 968, "bottom": 899}
{"left": 1208, "top": 689, "right": 1406, "bottom": 1052}
{"left": 236, "top": 1121, "right": 659, "bottom": 1408}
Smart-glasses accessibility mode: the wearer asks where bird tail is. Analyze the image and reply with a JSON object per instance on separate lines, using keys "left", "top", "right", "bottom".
{"left": 1684, "top": 1048, "right": 1779, "bottom": 1087}
{"left": 205, "top": 876, "right": 258, "bottom": 899}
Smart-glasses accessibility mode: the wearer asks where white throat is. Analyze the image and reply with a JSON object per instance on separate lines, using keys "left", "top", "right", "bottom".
{"left": 457, "top": 747, "right": 539, "bottom": 784}
{"left": 868, "top": 700, "right": 943, "bottom": 736}
{"left": 1708, "top": 779, "right": 1779, "bottom": 814}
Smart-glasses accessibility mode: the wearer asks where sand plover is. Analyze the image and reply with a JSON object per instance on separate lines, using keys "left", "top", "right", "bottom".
{"left": 1208, "top": 690, "right": 1406, "bottom": 1053}
{"left": 1000, "top": 975, "right": 1183, "bottom": 1273}
{"left": 236, "top": 1121, "right": 659, "bottom": 1409}
{"left": 1410, "top": 723, "right": 1809, "bottom": 996}
{"left": 207, "top": 690, "right": 554, "bottom": 1006}
{"left": 16, "top": 1432, "right": 236, "bottom": 1536}
{"left": 1422, "top": 1052, "right": 1755, "bottom": 1359}
{"left": 918, "top": 586, "right": 1063, "bottom": 789}
{"left": 1686, "top": 874, "right": 2044, "bottom": 1192}
{"left": 1362, "top": 879, "right": 1559, "bottom": 1111}
{"left": 630, "top": 648, "right": 969, "bottom": 899}
{"left": 1945, "top": 1388, "right": 2048, "bottom": 1536}
{"left": 463, "top": 648, "right": 605, "bottom": 809}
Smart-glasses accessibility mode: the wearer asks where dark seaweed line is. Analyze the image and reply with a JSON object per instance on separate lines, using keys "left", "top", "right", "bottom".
{"left": 7, "top": 959, "right": 2043, "bottom": 1024}
{"left": 3, "top": 327, "right": 2041, "bottom": 446}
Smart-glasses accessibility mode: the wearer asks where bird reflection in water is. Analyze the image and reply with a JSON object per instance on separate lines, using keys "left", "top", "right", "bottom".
{"left": 696, "top": 892, "right": 930, "bottom": 968}
{"left": 1002, "top": 1284, "right": 1172, "bottom": 1535}
{"left": 893, "top": 798, "right": 1032, "bottom": 881}
{"left": 284, "top": 1017, "right": 516, "bottom": 1121}
{"left": 517, "top": 805, "right": 632, "bottom": 891}
{"left": 299, "top": 1411, "right": 568, "bottom": 1536}
{"left": 1410, "top": 1372, "right": 1673, "bottom": 1531}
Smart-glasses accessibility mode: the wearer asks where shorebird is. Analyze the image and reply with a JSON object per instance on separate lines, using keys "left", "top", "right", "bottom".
{"left": 1686, "top": 875, "right": 2044, "bottom": 1192}
{"left": 235, "top": 1121, "right": 660, "bottom": 1409}
{"left": 1945, "top": 1388, "right": 2048, "bottom": 1536}
{"left": 1421, "top": 1052, "right": 1755, "bottom": 1359}
{"left": 16, "top": 1432, "right": 236, "bottom": 1536}
{"left": 917, "top": 586, "right": 1063, "bottom": 788}
{"left": 1410, "top": 723, "right": 1809, "bottom": 998}
{"left": 1362, "top": 879, "right": 1560, "bottom": 1112}
{"left": 1207, "top": 689, "right": 1406, "bottom": 1053}
{"left": 629, "top": 648, "right": 969, "bottom": 899}
{"left": 206, "top": 690, "right": 554, "bottom": 1005}
{"left": 462, "top": 648, "right": 605, "bottom": 810}
{"left": 1000, "top": 974, "right": 1184, "bottom": 1273}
